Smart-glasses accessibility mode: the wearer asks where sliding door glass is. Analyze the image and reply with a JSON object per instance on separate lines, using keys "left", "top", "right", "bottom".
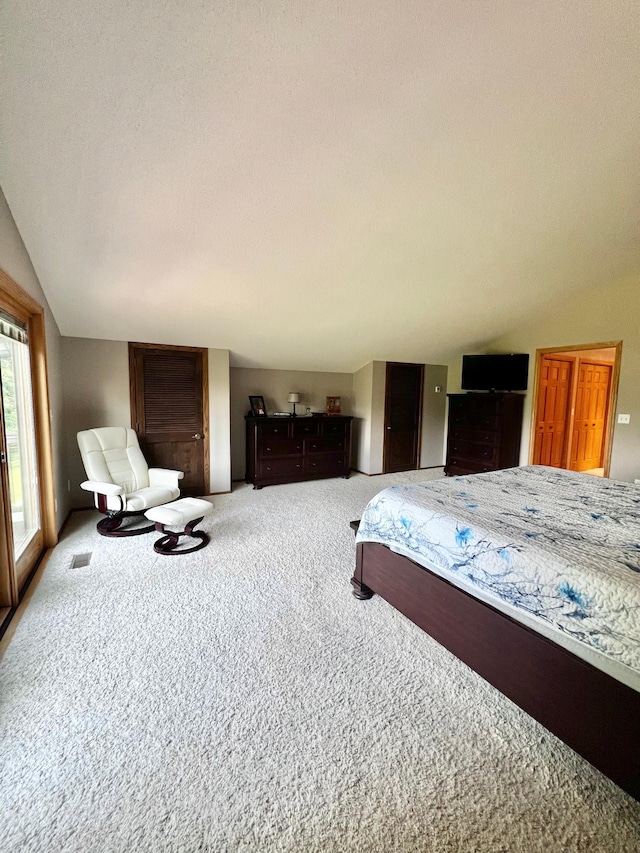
{"left": 0, "top": 328, "right": 40, "bottom": 560}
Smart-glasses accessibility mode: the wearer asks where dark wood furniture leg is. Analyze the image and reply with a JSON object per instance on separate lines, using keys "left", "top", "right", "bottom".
{"left": 96, "top": 494, "right": 155, "bottom": 537}
{"left": 152, "top": 517, "right": 210, "bottom": 555}
{"left": 350, "top": 520, "right": 373, "bottom": 599}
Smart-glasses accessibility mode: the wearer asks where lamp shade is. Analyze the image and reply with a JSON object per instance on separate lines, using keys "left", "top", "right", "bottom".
{"left": 287, "top": 393, "right": 300, "bottom": 403}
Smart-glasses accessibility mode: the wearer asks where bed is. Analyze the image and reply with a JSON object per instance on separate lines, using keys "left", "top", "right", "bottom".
{"left": 351, "top": 465, "right": 640, "bottom": 799}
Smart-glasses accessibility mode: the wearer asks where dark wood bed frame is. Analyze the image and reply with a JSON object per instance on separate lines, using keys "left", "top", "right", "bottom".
{"left": 351, "top": 533, "right": 640, "bottom": 800}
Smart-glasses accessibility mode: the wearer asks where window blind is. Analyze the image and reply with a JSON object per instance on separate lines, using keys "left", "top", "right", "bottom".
{"left": 0, "top": 309, "right": 28, "bottom": 344}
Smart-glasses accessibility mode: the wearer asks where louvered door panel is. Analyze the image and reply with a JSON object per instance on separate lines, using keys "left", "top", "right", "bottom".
{"left": 143, "top": 353, "right": 201, "bottom": 441}
{"left": 130, "top": 345, "right": 207, "bottom": 496}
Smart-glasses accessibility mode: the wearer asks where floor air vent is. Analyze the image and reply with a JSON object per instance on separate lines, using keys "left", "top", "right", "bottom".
{"left": 70, "top": 553, "right": 92, "bottom": 569}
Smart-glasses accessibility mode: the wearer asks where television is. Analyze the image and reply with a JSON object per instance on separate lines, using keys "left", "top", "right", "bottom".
{"left": 461, "top": 353, "right": 529, "bottom": 392}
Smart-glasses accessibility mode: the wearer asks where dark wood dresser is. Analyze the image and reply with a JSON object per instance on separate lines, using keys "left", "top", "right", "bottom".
{"left": 245, "top": 415, "right": 353, "bottom": 488}
{"left": 444, "top": 393, "right": 524, "bottom": 476}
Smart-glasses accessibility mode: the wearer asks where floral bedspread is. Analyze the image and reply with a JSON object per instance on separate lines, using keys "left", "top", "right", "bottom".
{"left": 356, "top": 465, "right": 640, "bottom": 672}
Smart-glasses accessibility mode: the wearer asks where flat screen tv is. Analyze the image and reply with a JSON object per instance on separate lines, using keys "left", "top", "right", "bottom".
{"left": 461, "top": 353, "right": 529, "bottom": 392}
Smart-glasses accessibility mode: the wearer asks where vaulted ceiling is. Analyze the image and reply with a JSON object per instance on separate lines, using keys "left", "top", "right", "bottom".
{"left": 1, "top": 1, "right": 638, "bottom": 371}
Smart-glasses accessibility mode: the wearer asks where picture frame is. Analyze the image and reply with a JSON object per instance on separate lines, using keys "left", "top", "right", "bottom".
{"left": 326, "top": 396, "right": 341, "bottom": 416}
{"left": 249, "top": 395, "right": 267, "bottom": 417}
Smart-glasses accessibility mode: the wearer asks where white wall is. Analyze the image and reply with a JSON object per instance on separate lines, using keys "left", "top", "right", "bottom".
{"left": 0, "top": 187, "right": 68, "bottom": 528}
{"left": 420, "top": 365, "right": 448, "bottom": 467}
{"left": 446, "top": 276, "right": 640, "bottom": 482}
{"left": 369, "top": 361, "right": 387, "bottom": 474}
{"left": 61, "top": 338, "right": 130, "bottom": 508}
{"left": 208, "top": 349, "right": 231, "bottom": 493}
{"left": 352, "top": 362, "right": 373, "bottom": 473}
{"left": 230, "top": 367, "right": 353, "bottom": 479}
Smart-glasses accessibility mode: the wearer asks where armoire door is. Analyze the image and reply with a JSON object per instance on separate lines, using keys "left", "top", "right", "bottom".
{"left": 129, "top": 344, "right": 209, "bottom": 496}
{"left": 383, "top": 362, "right": 424, "bottom": 474}
{"left": 532, "top": 356, "right": 573, "bottom": 467}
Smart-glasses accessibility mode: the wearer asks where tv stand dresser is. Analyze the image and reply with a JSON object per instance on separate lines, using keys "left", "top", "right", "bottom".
{"left": 245, "top": 415, "right": 353, "bottom": 489}
{"left": 444, "top": 393, "right": 524, "bottom": 476}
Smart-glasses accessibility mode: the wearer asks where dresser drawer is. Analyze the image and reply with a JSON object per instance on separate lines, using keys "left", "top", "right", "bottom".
{"left": 321, "top": 419, "right": 349, "bottom": 436}
{"left": 448, "top": 427, "right": 497, "bottom": 446}
{"left": 292, "top": 419, "right": 320, "bottom": 437}
{"left": 307, "top": 452, "right": 348, "bottom": 476}
{"left": 259, "top": 438, "right": 304, "bottom": 457}
{"left": 446, "top": 439, "right": 498, "bottom": 464}
{"left": 449, "top": 411, "right": 499, "bottom": 431}
{"left": 307, "top": 437, "right": 345, "bottom": 454}
{"left": 259, "top": 457, "right": 304, "bottom": 477}
{"left": 445, "top": 458, "right": 494, "bottom": 476}
{"left": 258, "top": 421, "right": 291, "bottom": 438}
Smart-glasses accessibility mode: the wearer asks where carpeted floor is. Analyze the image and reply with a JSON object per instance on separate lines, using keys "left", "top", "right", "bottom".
{"left": 1, "top": 470, "right": 640, "bottom": 852}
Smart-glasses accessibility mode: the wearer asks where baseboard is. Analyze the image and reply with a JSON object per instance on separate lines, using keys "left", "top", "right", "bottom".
{"left": 58, "top": 505, "right": 95, "bottom": 537}
{"left": 350, "top": 465, "right": 444, "bottom": 477}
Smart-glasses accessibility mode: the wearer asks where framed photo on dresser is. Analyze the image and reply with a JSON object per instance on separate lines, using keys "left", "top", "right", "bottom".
{"left": 326, "top": 396, "right": 341, "bottom": 415}
{"left": 248, "top": 395, "right": 267, "bottom": 417}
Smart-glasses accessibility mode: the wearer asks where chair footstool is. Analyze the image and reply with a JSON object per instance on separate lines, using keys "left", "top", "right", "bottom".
{"left": 144, "top": 498, "right": 213, "bottom": 555}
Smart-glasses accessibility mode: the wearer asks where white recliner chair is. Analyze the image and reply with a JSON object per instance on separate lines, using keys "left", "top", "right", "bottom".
{"left": 77, "top": 427, "right": 184, "bottom": 537}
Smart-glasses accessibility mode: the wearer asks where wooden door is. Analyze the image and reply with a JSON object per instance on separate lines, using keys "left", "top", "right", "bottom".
{"left": 383, "top": 362, "right": 424, "bottom": 474}
{"left": 570, "top": 361, "right": 612, "bottom": 472}
{"left": 129, "top": 345, "right": 208, "bottom": 496}
{"left": 0, "top": 270, "right": 56, "bottom": 613}
{"left": 532, "top": 356, "right": 572, "bottom": 467}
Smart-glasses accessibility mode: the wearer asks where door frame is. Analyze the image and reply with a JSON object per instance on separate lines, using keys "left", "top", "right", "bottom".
{"left": 0, "top": 268, "right": 57, "bottom": 608}
{"left": 528, "top": 341, "right": 622, "bottom": 477}
{"left": 128, "top": 342, "right": 210, "bottom": 493}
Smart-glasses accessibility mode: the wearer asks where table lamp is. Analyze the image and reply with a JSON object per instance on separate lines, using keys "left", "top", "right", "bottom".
{"left": 288, "top": 392, "right": 300, "bottom": 417}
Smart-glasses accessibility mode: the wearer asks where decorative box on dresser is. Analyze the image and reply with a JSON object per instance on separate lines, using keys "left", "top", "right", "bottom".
{"left": 245, "top": 415, "right": 353, "bottom": 489}
{"left": 444, "top": 393, "right": 524, "bottom": 476}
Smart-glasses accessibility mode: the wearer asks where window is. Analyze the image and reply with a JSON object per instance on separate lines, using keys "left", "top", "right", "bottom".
{"left": 0, "top": 316, "right": 40, "bottom": 559}
{"left": 0, "top": 269, "right": 55, "bottom": 609}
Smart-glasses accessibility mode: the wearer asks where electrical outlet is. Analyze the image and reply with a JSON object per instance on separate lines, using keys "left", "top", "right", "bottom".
{"left": 617, "top": 413, "right": 631, "bottom": 424}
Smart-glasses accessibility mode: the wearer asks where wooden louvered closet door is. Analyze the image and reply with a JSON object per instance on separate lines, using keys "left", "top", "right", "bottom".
{"left": 129, "top": 344, "right": 208, "bottom": 496}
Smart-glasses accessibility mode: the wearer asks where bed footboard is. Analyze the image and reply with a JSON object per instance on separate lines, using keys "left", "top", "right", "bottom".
{"left": 352, "top": 540, "right": 640, "bottom": 800}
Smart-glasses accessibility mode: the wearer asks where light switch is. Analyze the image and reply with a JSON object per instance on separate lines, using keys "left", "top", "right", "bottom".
{"left": 618, "top": 414, "right": 631, "bottom": 424}
{"left": 434, "top": 386, "right": 442, "bottom": 393}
